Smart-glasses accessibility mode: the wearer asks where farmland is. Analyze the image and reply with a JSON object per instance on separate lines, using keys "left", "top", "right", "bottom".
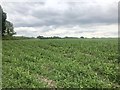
{"left": 2, "top": 38, "right": 120, "bottom": 88}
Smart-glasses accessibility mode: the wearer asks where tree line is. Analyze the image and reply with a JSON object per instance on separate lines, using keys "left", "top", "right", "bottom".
{"left": 37, "top": 36, "right": 85, "bottom": 39}
{"left": 0, "top": 5, "right": 16, "bottom": 37}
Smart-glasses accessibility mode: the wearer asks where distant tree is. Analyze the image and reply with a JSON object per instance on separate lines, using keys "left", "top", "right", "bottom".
{"left": 37, "top": 36, "right": 62, "bottom": 39}
{"left": 80, "top": 36, "right": 84, "bottom": 39}
{"left": 37, "top": 36, "right": 44, "bottom": 39}
{"left": 5, "top": 20, "right": 16, "bottom": 36}
{"left": 64, "top": 36, "right": 69, "bottom": 38}
{"left": 64, "top": 36, "right": 78, "bottom": 39}
{"left": 53, "top": 36, "right": 61, "bottom": 39}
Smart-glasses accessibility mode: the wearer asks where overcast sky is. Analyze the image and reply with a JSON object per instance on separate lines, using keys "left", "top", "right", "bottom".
{"left": 1, "top": 0, "right": 119, "bottom": 38}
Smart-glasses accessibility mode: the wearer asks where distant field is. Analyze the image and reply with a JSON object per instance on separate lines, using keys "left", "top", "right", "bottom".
{"left": 2, "top": 38, "right": 120, "bottom": 88}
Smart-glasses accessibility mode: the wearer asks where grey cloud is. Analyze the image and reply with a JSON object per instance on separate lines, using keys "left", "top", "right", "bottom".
{"left": 75, "top": 30, "right": 96, "bottom": 34}
{"left": 1, "top": 1, "right": 118, "bottom": 38}
{"left": 2, "top": 1, "right": 117, "bottom": 28}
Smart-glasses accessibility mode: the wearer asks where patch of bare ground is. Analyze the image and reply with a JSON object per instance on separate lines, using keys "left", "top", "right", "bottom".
{"left": 36, "top": 74, "right": 57, "bottom": 88}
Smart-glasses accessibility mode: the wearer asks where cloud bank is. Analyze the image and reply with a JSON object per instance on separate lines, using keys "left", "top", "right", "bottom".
{"left": 1, "top": 0, "right": 118, "bottom": 37}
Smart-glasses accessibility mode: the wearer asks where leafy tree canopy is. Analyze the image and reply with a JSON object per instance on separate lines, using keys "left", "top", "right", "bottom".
{"left": 0, "top": 5, "right": 16, "bottom": 37}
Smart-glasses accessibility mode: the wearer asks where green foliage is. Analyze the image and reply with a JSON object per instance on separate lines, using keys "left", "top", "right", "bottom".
{"left": 1, "top": 12, "right": 6, "bottom": 36}
{"left": 37, "top": 36, "right": 61, "bottom": 39}
{"left": 0, "top": 5, "right": 15, "bottom": 37}
{"left": 0, "top": 6, "right": 6, "bottom": 36}
{"left": 5, "top": 21, "right": 16, "bottom": 36}
{"left": 80, "top": 36, "right": 84, "bottom": 39}
{"left": 2, "top": 38, "right": 120, "bottom": 88}
{"left": 37, "top": 36, "right": 80, "bottom": 39}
